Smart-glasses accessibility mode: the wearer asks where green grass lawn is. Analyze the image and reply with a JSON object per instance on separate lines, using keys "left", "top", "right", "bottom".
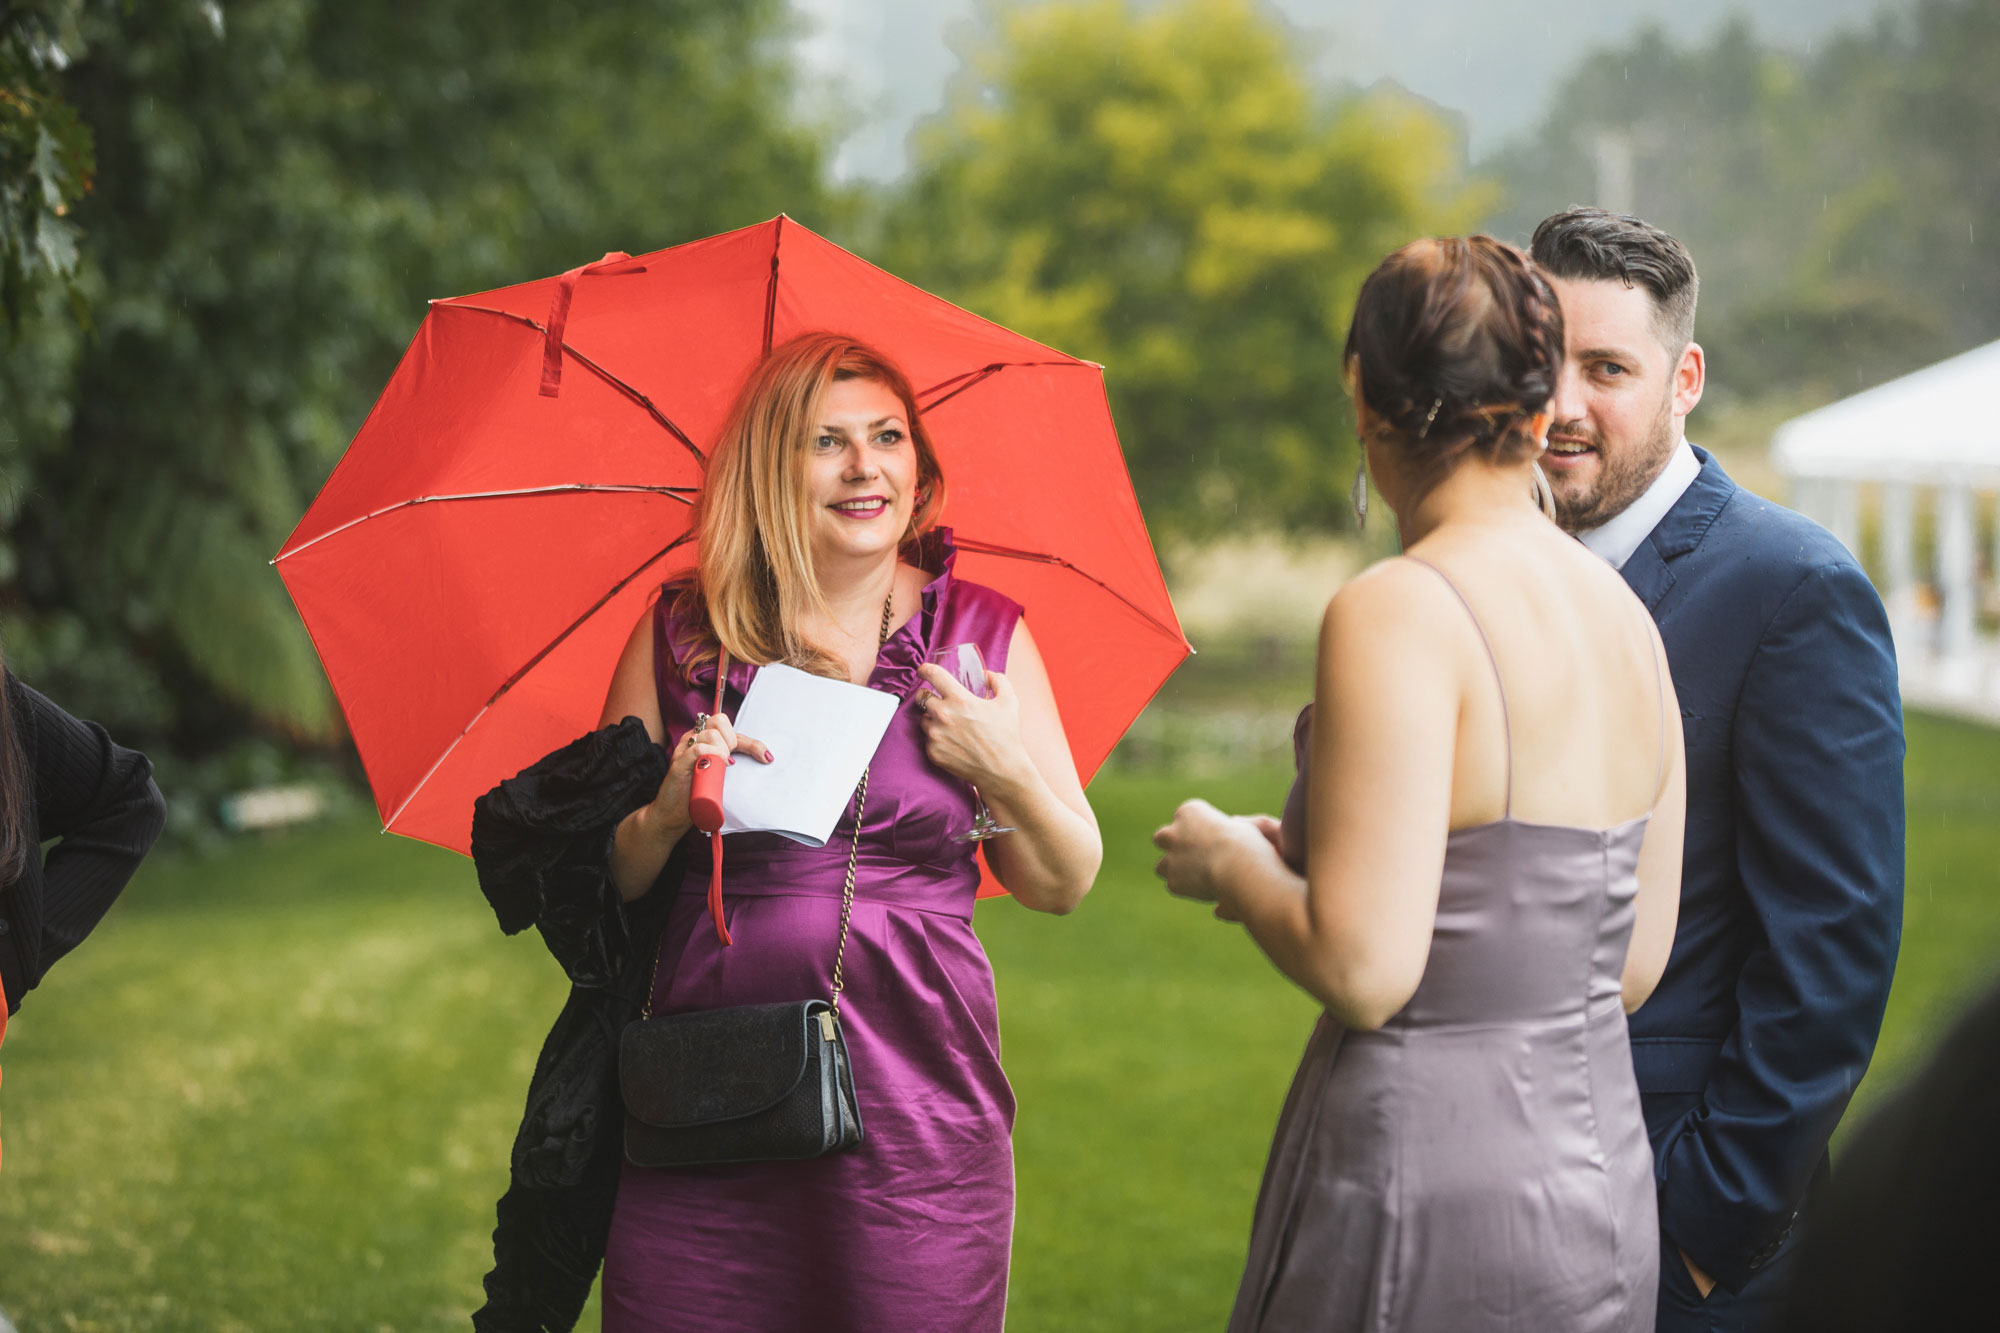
{"left": 2, "top": 713, "right": 1996, "bottom": 1330}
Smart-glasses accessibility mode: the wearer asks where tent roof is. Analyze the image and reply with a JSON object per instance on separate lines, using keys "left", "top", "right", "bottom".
{"left": 1772, "top": 338, "right": 2000, "bottom": 484}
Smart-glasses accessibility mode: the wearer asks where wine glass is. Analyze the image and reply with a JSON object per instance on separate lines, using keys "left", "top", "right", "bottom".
{"left": 927, "top": 642, "right": 1016, "bottom": 842}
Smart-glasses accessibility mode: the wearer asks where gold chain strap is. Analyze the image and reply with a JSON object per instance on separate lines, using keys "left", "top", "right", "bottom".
{"left": 828, "top": 767, "right": 867, "bottom": 1024}
{"left": 643, "top": 588, "right": 895, "bottom": 1026}
{"left": 829, "top": 590, "right": 894, "bottom": 1026}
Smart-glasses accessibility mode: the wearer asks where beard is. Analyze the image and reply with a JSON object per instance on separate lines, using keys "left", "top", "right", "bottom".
{"left": 1548, "top": 389, "right": 1678, "bottom": 532}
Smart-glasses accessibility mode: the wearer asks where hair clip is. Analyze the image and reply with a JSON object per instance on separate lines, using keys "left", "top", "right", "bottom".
{"left": 1417, "top": 396, "right": 1443, "bottom": 439}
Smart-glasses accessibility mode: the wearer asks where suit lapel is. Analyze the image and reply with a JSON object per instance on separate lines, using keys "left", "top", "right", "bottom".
{"left": 1621, "top": 540, "right": 1676, "bottom": 612}
{"left": 1620, "top": 447, "right": 1738, "bottom": 613}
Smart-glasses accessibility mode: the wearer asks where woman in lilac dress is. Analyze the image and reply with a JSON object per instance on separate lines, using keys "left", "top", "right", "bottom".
{"left": 1155, "top": 237, "right": 1686, "bottom": 1331}
{"left": 593, "top": 332, "right": 1102, "bottom": 1332}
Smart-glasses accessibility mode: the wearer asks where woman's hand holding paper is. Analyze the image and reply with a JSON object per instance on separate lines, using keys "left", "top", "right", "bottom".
{"left": 612, "top": 712, "right": 770, "bottom": 900}
{"left": 656, "top": 711, "right": 772, "bottom": 826}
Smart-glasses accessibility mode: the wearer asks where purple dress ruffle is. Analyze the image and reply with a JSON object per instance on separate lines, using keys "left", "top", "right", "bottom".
{"left": 602, "top": 531, "right": 1024, "bottom": 1333}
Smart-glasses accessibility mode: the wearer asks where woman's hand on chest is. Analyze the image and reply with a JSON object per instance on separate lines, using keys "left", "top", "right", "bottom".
{"left": 912, "top": 664, "right": 1034, "bottom": 797}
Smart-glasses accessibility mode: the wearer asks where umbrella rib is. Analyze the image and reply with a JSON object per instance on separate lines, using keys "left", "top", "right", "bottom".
{"left": 275, "top": 484, "right": 696, "bottom": 563}
{"left": 951, "top": 537, "right": 1189, "bottom": 647}
{"left": 918, "top": 360, "right": 1100, "bottom": 413}
{"left": 381, "top": 530, "right": 697, "bottom": 832}
{"left": 444, "top": 301, "right": 708, "bottom": 466}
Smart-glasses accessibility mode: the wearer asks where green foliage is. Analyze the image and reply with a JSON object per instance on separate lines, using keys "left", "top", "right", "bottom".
{"left": 5, "top": 724, "right": 1997, "bottom": 1326}
{"left": 879, "top": 0, "right": 1492, "bottom": 541}
{"left": 0, "top": 1, "right": 828, "bottom": 785}
{"left": 0, "top": 0, "right": 99, "bottom": 327}
{"left": 1482, "top": 1, "right": 1999, "bottom": 402}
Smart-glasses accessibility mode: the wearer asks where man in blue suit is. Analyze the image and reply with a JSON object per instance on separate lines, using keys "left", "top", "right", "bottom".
{"left": 1530, "top": 207, "right": 1905, "bottom": 1332}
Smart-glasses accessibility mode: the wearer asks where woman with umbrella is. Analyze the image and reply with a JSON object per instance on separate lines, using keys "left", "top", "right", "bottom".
{"left": 276, "top": 217, "right": 1183, "bottom": 1326}
{"left": 594, "top": 331, "right": 1102, "bottom": 1330}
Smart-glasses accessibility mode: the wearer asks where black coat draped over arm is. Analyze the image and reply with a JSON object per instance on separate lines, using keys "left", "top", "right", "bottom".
{"left": 469, "top": 717, "right": 682, "bottom": 1333}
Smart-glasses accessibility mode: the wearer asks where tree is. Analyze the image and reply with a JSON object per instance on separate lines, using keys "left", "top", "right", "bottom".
{"left": 1481, "top": 3, "right": 1998, "bottom": 402}
{"left": 880, "top": 0, "right": 1490, "bottom": 540}
{"left": 0, "top": 0, "right": 829, "bottom": 804}
{"left": 0, "top": 0, "right": 99, "bottom": 328}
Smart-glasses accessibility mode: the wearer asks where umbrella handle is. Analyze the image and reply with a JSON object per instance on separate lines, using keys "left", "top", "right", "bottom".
{"left": 689, "top": 756, "right": 725, "bottom": 833}
{"left": 697, "top": 649, "right": 732, "bottom": 946}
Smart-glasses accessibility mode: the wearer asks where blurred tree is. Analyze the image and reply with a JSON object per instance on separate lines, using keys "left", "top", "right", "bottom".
{"left": 2, "top": 1, "right": 222, "bottom": 324}
{"left": 0, "top": 0, "right": 95, "bottom": 329}
{"left": 0, "top": 1, "right": 826, "bottom": 804}
{"left": 1482, "top": 2, "right": 1996, "bottom": 402}
{"left": 880, "top": 0, "right": 1491, "bottom": 540}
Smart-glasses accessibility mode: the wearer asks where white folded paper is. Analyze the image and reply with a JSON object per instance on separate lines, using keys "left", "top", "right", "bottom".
{"left": 720, "top": 662, "right": 901, "bottom": 846}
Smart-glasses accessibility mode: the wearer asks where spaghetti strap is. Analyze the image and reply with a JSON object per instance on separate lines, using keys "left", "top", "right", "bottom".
{"left": 1404, "top": 556, "right": 1513, "bottom": 818}
{"left": 1649, "top": 625, "right": 1670, "bottom": 803}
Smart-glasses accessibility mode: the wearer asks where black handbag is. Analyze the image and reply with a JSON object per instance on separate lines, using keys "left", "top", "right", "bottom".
{"left": 620, "top": 604, "right": 890, "bottom": 1169}
{"left": 619, "top": 767, "right": 870, "bottom": 1168}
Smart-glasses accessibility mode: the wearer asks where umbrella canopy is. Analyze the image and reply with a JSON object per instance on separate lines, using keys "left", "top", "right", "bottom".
{"left": 276, "top": 216, "right": 1188, "bottom": 859}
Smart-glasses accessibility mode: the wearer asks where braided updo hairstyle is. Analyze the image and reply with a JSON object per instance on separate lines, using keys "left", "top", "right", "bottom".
{"left": 1343, "top": 235, "right": 1564, "bottom": 474}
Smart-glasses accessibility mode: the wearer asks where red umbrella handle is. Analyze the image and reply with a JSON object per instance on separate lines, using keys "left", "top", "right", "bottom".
{"left": 691, "top": 649, "right": 732, "bottom": 946}
{"left": 689, "top": 756, "right": 725, "bottom": 832}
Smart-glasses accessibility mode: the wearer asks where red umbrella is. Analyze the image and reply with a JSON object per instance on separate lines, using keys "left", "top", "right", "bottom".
{"left": 275, "top": 216, "right": 1188, "bottom": 878}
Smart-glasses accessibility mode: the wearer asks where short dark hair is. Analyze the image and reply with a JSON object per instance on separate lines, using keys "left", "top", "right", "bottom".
{"left": 1343, "top": 234, "right": 1565, "bottom": 474}
{"left": 1529, "top": 207, "right": 1698, "bottom": 351}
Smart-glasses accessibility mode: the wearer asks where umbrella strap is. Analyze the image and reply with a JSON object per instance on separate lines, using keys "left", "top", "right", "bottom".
{"left": 706, "top": 648, "right": 732, "bottom": 947}
{"left": 538, "top": 250, "right": 643, "bottom": 398}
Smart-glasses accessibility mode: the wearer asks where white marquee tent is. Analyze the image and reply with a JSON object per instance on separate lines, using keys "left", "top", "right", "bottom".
{"left": 1773, "top": 338, "right": 2000, "bottom": 723}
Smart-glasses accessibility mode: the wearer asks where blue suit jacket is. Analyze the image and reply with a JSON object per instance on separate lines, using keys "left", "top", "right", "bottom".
{"left": 1623, "top": 449, "right": 1905, "bottom": 1294}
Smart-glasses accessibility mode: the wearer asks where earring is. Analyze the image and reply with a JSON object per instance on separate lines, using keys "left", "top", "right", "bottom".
{"left": 1351, "top": 458, "right": 1369, "bottom": 530}
{"left": 1531, "top": 461, "right": 1558, "bottom": 522}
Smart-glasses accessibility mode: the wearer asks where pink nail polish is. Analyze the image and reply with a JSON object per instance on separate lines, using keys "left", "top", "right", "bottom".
{"left": 764, "top": 749, "right": 776, "bottom": 763}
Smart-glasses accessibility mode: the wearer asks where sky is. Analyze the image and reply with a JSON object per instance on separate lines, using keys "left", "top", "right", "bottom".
{"left": 791, "top": 0, "right": 1911, "bottom": 180}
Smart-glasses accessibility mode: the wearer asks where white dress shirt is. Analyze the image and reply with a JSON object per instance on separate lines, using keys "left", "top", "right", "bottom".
{"left": 1576, "top": 437, "right": 1702, "bottom": 570}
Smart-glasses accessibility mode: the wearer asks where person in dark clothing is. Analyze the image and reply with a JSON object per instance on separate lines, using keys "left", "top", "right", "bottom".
{"left": 1780, "top": 972, "right": 2000, "bottom": 1333}
{"left": 0, "top": 660, "right": 168, "bottom": 1164}
{"left": 0, "top": 668, "right": 168, "bottom": 1013}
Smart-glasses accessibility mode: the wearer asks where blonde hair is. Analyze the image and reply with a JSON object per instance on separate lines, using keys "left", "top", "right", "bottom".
{"left": 672, "top": 332, "right": 947, "bottom": 678}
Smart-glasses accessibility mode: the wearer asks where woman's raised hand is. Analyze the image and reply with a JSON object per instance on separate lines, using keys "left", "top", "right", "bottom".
{"left": 914, "top": 663, "right": 1033, "bottom": 797}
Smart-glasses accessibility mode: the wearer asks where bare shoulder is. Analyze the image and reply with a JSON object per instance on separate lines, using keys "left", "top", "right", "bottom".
{"left": 1549, "top": 525, "right": 1642, "bottom": 596}
{"left": 1007, "top": 613, "right": 1044, "bottom": 660}
{"left": 1535, "top": 526, "right": 1664, "bottom": 642}
{"left": 623, "top": 598, "right": 657, "bottom": 662}
{"left": 601, "top": 596, "right": 664, "bottom": 733}
{"left": 1324, "top": 555, "right": 1460, "bottom": 637}
{"left": 1318, "top": 557, "right": 1468, "bottom": 679}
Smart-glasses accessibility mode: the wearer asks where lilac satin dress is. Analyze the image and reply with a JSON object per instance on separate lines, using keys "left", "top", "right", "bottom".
{"left": 602, "top": 535, "right": 1022, "bottom": 1333}
{"left": 1230, "top": 559, "right": 1661, "bottom": 1332}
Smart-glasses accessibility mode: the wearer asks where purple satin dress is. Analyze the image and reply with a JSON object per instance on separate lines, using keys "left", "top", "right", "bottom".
{"left": 602, "top": 533, "right": 1022, "bottom": 1333}
{"left": 1230, "top": 558, "right": 1660, "bottom": 1332}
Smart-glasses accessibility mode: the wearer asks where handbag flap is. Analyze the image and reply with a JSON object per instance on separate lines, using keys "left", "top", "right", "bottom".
{"left": 621, "top": 1001, "right": 823, "bottom": 1129}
